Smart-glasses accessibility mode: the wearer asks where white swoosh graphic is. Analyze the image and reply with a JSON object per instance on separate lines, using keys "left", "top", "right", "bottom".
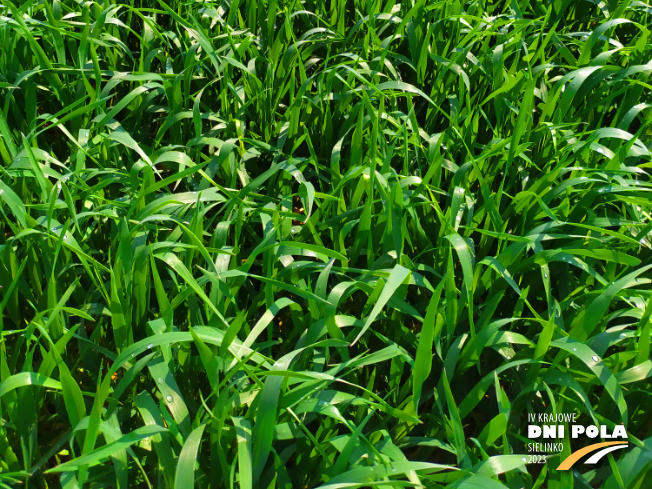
{"left": 584, "top": 444, "right": 628, "bottom": 464}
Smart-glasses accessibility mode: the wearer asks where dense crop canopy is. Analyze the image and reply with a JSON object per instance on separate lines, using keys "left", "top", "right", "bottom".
{"left": 0, "top": 0, "right": 651, "bottom": 487}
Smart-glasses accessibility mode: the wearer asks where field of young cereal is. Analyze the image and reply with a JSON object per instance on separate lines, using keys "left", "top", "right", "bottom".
{"left": 0, "top": 0, "right": 651, "bottom": 487}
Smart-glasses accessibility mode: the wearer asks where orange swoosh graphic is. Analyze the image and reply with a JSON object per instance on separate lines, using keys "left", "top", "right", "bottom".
{"left": 557, "top": 441, "right": 628, "bottom": 470}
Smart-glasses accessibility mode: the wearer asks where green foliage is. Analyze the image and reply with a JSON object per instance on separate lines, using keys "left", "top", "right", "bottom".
{"left": 0, "top": 0, "right": 651, "bottom": 487}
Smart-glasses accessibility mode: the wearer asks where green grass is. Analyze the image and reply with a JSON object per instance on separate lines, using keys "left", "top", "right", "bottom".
{"left": 0, "top": 0, "right": 651, "bottom": 487}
